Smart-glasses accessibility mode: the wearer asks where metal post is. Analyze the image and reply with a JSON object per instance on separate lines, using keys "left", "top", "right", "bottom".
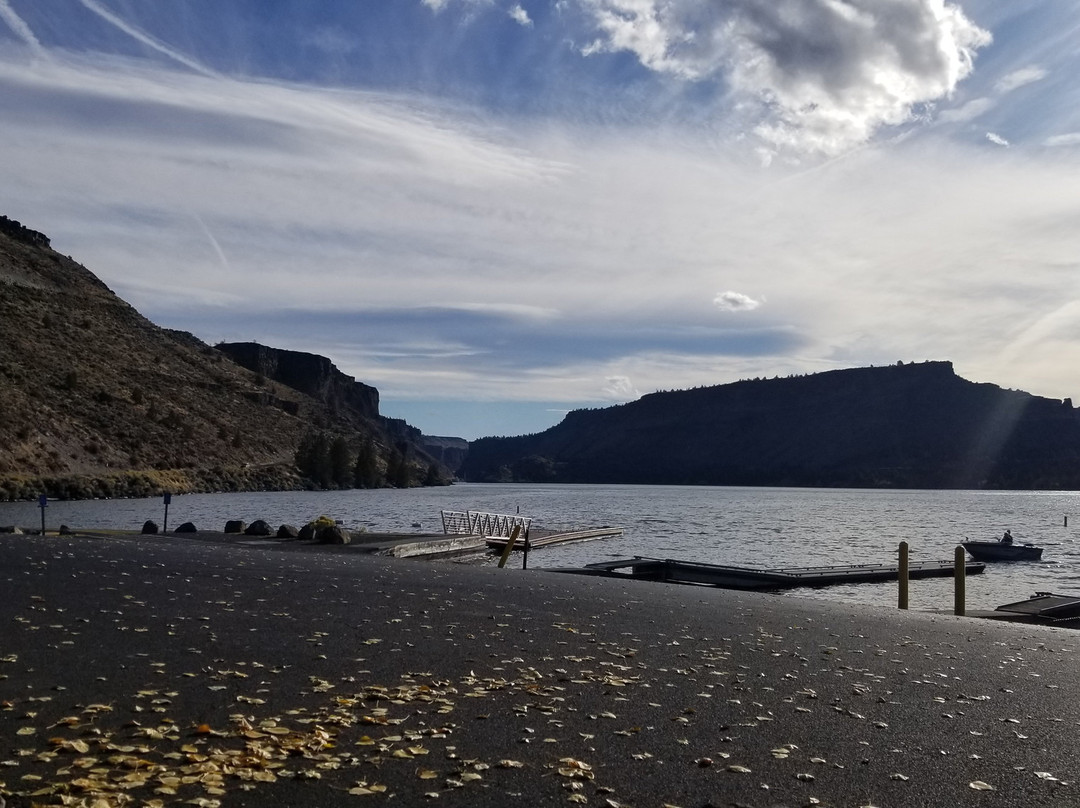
{"left": 522, "top": 528, "right": 530, "bottom": 570}
{"left": 38, "top": 493, "right": 47, "bottom": 537}
{"left": 162, "top": 492, "right": 171, "bottom": 533}
{"left": 954, "top": 546, "right": 966, "bottom": 616}
{"left": 897, "top": 541, "right": 909, "bottom": 610}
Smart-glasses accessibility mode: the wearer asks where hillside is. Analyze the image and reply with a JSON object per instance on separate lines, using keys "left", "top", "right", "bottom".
{"left": 0, "top": 216, "right": 450, "bottom": 500}
{"left": 461, "top": 361, "right": 1080, "bottom": 489}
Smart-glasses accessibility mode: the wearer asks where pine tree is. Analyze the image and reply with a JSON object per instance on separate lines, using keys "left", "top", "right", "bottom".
{"left": 295, "top": 430, "right": 332, "bottom": 488}
{"left": 353, "top": 437, "right": 381, "bottom": 489}
{"left": 424, "top": 462, "right": 443, "bottom": 486}
{"left": 329, "top": 436, "right": 353, "bottom": 489}
{"left": 386, "top": 443, "right": 411, "bottom": 489}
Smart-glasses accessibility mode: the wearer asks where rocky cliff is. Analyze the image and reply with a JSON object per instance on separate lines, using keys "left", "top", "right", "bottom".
{"left": 216, "top": 342, "right": 381, "bottom": 424}
{"left": 461, "top": 361, "right": 1080, "bottom": 489}
{"left": 421, "top": 436, "right": 470, "bottom": 474}
{"left": 0, "top": 215, "right": 50, "bottom": 249}
{"left": 0, "top": 216, "right": 451, "bottom": 499}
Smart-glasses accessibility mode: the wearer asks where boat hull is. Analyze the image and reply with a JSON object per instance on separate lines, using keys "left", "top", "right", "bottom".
{"left": 962, "top": 541, "right": 1043, "bottom": 562}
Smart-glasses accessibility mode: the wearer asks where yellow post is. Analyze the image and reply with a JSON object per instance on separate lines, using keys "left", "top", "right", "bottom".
{"left": 954, "top": 545, "right": 966, "bottom": 616}
{"left": 897, "top": 541, "right": 909, "bottom": 610}
{"left": 497, "top": 525, "right": 522, "bottom": 569}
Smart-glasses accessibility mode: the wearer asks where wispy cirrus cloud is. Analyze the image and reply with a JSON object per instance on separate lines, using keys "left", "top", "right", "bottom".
{"left": 0, "top": 0, "right": 44, "bottom": 56}
{"left": 995, "top": 66, "right": 1048, "bottom": 94}
{"left": 76, "top": 0, "right": 218, "bottom": 77}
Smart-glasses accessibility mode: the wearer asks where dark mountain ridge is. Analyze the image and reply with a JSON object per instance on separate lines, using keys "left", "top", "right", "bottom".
{"left": 0, "top": 217, "right": 450, "bottom": 500}
{"left": 461, "top": 361, "right": 1080, "bottom": 489}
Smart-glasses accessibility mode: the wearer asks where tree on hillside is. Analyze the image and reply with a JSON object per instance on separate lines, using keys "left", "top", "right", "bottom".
{"left": 329, "top": 435, "right": 353, "bottom": 488}
{"left": 353, "top": 436, "right": 381, "bottom": 489}
{"left": 424, "top": 462, "right": 443, "bottom": 486}
{"left": 295, "top": 429, "right": 331, "bottom": 488}
{"left": 386, "top": 442, "right": 412, "bottom": 489}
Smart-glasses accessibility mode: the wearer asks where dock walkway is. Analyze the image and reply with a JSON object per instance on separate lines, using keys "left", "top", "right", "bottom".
{"left": 484, "top": 526, "right": 623, "bottom": 551}
{"left": 554, "top": 555, "right": 984, "bottom": 591}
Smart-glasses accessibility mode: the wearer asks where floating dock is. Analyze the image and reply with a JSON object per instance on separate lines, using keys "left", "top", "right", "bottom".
{"left": 550, "top": 556, "right": 984, "bottom": 592}
{"left": 485, "top": 527, "right": 623, "bottom": 552}
{"left": 991, "top": 592, "right": 1080, "bottom": 625}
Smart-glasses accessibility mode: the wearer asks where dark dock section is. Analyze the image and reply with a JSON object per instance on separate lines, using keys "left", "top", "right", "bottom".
{"left": 553, "top": 555, "right": 983, "bottom": 591}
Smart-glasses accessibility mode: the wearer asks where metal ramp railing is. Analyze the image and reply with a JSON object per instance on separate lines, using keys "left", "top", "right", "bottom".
{"left": 441, "top": 510, "right": 531, "bottom": 538}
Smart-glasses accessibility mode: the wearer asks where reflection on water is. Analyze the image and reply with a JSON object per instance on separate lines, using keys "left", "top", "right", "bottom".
{"left": 1, "top": 483, "right": 1077, "bottom": 613}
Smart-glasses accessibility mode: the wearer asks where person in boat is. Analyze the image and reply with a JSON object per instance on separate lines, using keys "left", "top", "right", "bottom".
{"left": 1001, "top": 529, "right": 1013, "bottom": 545}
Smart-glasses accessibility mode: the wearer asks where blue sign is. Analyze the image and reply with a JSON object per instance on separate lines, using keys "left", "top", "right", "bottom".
{"left": 38, "top": 494, "right": 47, "bottom": 508}
{"left": 163, "top": 492, "right": 172, "bottom": 505}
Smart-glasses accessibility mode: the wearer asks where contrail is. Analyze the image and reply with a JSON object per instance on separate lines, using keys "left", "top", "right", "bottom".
{"left": 0, "top": 0, "right": 47, "bottom": 57}
{"left": 76, "top": 0, "right": 218, "bottom": 77}
{"left": 192, "top": 213, "right": 231, "bottom": 273}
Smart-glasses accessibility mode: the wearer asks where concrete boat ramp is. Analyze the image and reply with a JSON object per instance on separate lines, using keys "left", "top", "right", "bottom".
{"left": 364, "top": 527, "right": 623, "bottom": 558}
{"left": 551, "top": 555, "right": 985, "bottom": 592}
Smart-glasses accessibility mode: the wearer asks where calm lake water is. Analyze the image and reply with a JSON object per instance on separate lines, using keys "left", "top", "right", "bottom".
{"left": 2, "top": 483, "right": 1077, "bottom": 613}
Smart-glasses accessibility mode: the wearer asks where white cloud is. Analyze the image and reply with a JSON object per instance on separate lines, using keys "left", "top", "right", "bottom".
{"left": 937, "top": 96, "right": 995, "bottom": 123}
{"left": 995, "top": 66, "right": 1048, "bottom": 94}
{"left": 579, "top": 0, "right": 991, "bottom": 155}
{"left": 603, "top": 375, "right": 641, "bottom": 399}
{"left": 985, "top": 131, "right": 1009, "bottom": 147}
{"left": 509, "top": 4, "right": 532, "bottom": 26}
{"left": 714, "top": 291, "right": 762, "bottom": 312}
{"left": 1044, "top": 133, "right": 1080, "bottom": 148}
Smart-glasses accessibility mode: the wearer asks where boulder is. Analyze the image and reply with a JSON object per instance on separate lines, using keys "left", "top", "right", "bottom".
{"left": 224, "top": 520, "right": 246, "bottom": 534}
{"left": 175, "top": 522, "right": 198, "bottom": 534}
{"left": 141, "top": 520, "right": 159, "bottom": 535}
{"left": 244, "top": 519, "right": 273, "bottom": 536}
{"left": 59, "top": 524, "right": 73, "bottom": 535}
{"left": 298, "top": 523, "right": 317, "bottom": 541}
{"left": 0, "top": 526, "right": 24, "bottom": 534}
{"left": 276, "top": 524, "right": 299, "bottom": 539}
{"left": 316, "top": 524, "right": 351, "bottom": 545}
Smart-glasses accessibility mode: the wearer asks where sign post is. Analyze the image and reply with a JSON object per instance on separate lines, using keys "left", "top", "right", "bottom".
{"left": 38, "top": 493, "right": 47, "bottom": 537}
{"left": 162, "top": 492, "right": 172, "bottom": 533}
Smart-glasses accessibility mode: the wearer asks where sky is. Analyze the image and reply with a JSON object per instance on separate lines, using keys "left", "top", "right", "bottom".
{"left": 2, "top": 1, "right": 1080, "bottom": 441}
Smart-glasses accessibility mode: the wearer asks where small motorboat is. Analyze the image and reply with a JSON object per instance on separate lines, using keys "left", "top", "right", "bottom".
{"left": 962, "top": 540, "right": 1043, "bottom": 562}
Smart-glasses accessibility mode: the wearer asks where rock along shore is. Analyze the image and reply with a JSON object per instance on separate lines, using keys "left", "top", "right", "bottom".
{"left": 1, "top": 531, "right": 1078, "bottom": 808}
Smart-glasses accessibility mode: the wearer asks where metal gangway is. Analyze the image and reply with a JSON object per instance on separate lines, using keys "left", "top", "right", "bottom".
{"left": 441, "top": 510, "right": 531, "bottom": 538}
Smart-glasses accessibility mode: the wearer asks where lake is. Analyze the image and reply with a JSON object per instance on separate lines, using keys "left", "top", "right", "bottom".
{"left": 2, "top": 483, "right": 1077, "bottom": 613}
